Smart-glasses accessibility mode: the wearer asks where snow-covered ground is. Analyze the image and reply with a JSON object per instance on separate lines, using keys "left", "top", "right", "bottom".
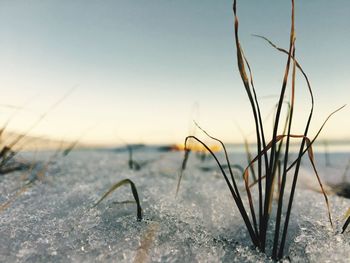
{"left": 0, "top": 149, "right": 349, "bottom": 262}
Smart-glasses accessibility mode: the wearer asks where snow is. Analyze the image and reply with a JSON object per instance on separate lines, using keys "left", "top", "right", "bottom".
{"left": 0, "top": 149, "right": 349, "bottom": 262}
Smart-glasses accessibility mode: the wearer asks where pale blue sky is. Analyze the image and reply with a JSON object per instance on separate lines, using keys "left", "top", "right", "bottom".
{"left": 0, "top": 0, "right": 349, "bottom": 145}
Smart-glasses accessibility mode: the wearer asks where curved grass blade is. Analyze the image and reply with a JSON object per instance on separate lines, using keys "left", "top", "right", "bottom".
{"left": 193, "top": 122, "right": 242, "bottom": 198}
{"left": 286, "top": 105, "right": 345, "bottom": 173}
{"left": 93, "top": 179, "right": 142, "bottom": 221}
{"left": 193, "top": 122, "right": 259, "bottom": 237}
{"left": 177, "top": 136, "right": 236, "bottom": 200}
{"left": 176, "top": 135, "right": 259, "bottom": 246}
{"left": 306, "top": 141, "right": 333, "bottom": 227}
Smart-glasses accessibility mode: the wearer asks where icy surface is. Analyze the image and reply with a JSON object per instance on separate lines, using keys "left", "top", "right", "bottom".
{"left": 0, "top": 149, "right": 349, "bottom": 262}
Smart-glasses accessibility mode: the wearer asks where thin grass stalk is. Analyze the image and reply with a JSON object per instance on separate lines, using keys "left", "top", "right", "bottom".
{"left": 277, "top": 160, "right": 282, "bottom": 197}
{"left": 242, "top": 53, "right": 269, "bottom": 237}
{"left": 272, "top": 46, "right": 296, "bottom": 259}
{"left": 278, "top": 142, "right": 307, "bottom": 257}
{"left": 233, "top": 0, "right": 263, "bottom": 241}
{"left": 270, "top": 102, "right": 291, "bottom": 214}
{"left": 342, "top": 216, "right": 350, "bottom": 234}
{"left": 62, "top": 140, "right": 79, "bottom": 156}
{"left": 175, "top": 149, "right": 191, "bottom": 196}
{"left": 307, "top": 149, "right": 333, "bottom": 227}
{"left": 279, "top": 95, "right": 325, "bottom": 259}
{"left": 342, "top": 208, "right": 350, "bottom": 234}
{"left": 274, "top": 102, "right": 291, "bottom": 160}
{"left": 127, "top": 145, "right": 134, "bottom": 169}
{"left": 262, "top": 1, "right": 295, "bottom": 250}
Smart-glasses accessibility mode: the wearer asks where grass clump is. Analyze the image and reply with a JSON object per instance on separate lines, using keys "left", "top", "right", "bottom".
{"left": 126, "top": 144, "right": 142, "bottom": 170}
{"left": 93, "top": 178, "right": 142, "bottom": 221}
{"left": 176, "top": 0, "right": 343, "bottom": 260}
{"left": 115, "top": 140, "right": 149, "bottom": 171}
{"left": 0, "top": 88, "right": 75, "bottom": 175}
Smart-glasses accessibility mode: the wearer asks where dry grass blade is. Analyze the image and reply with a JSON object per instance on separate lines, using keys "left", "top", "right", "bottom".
{"left": 342, "top": 213, "right": 350, "bottom": 234}
{"left": 272, "top": 48, "right": 296, "bottom": 258}
{"left": 286, "top": 105, "right": 345, "bottom": 173}
{"left": 133, "top": 222, "right": 159, "bottom": 263}
{"left": 93, "top": 179, "right": 142, "bottom": 221}
{"left": 62, "top": 140, "right": 80, "bottom": 156}
{"left": 344, "top": 208, "right": 350, "bottom": 219}
{"left": 233, "top": 0, "right": 267, "bottom": 239}
{"left": 0, "top": 186, "right": 29, "bottom": 213}
{"left": 175, "top": 148, "right": 190, "bottom": 196}
{"left": 305, "top": 143, "right": 333, "bottom": 227}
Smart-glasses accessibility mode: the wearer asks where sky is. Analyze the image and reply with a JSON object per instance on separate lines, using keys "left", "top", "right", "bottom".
{"left": 0, "top": 0, "right": 349, "bottom": 145}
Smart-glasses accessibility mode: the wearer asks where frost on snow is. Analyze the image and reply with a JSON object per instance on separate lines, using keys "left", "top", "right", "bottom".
{"left": 0, "top": 149, "right": 349, "bottom": 262}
